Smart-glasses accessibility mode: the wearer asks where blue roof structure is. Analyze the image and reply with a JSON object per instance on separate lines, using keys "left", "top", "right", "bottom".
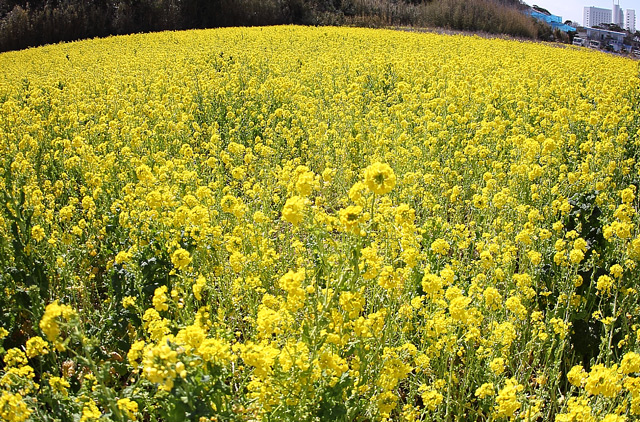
{"left": 526, "top": 8, "right": 576, "bottom": 32}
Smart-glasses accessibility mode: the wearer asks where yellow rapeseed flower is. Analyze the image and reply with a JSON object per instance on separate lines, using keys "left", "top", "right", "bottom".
{"left": 364, "top": 162, "right": 396, "bottom": 195}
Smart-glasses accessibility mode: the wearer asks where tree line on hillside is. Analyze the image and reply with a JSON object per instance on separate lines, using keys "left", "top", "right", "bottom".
{"left": 0, "top": 0, "right": 553, "bottom": 52}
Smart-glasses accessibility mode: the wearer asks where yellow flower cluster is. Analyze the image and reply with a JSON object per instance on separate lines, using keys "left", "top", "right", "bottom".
{"left": 39, "top": 301, "right": 76, "bottom": 351}
{"left": 0, "top": 392, "right": 32, "bottom": 422}
{"left": 364, "top": 162, "right": 396, "bottom": 195}
{"left": 0, "top": 25, "right": 639, "bottom": 420}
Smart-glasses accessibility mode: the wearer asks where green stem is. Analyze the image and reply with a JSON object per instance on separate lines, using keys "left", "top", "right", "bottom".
{"left": 605, "top": 287, "right": 619, "bottom": 366}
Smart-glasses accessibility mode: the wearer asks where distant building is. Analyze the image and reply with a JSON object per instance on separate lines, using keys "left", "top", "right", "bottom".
{"left": 613, "top": 1, "right": 624, "bottom": 26}
{"left": 585, "top": 26, "right": 626, "bottom": 51}
{"left": 527, "top": 8, "right": 576, "bottom": 32}
{"left": 626, "top": 9, "right": 636, "bottom": 32}
{"left": 584, "top": 6, "right": 612, "bottom": 28}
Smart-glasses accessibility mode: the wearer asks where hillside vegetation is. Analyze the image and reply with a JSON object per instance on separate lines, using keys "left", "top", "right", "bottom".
{"left": 1, "top": 26, "right": 639, "bottom": 421}
{"left": 0, "top": 0, "right": 550, "bottom": 52}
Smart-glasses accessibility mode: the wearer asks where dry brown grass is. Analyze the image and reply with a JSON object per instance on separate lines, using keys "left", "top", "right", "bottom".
{"left": 0, "top": 0, "right": 546, "bottom": 52}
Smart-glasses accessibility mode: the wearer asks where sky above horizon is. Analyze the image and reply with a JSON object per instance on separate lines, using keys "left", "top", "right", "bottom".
{"left": 527, "top": 0, "right": 640, "bottom": 26}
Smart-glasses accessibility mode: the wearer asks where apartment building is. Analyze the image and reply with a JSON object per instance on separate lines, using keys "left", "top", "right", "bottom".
{"left": 626, "top": 9, "right": 636, "bottom": 32}
{"left": 584, "top": 6, "right": 612, "bottom": 28}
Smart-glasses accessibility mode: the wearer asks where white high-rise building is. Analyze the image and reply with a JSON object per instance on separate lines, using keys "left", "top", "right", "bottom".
{"left": 613, "top": 1, "right": 624, "bottom": 26}
{"left": 626, "top": 9, "right": 636, "bottom": 32}
{"left": 584, "top": 6, "right": 612, "bottom": 27}
{"left": 618, "top": 8, "right": 625, "bottom": 26}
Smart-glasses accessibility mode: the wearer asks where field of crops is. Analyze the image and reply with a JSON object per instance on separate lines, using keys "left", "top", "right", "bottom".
{"left": 0, "top": 26, "right": 639, "bottom": 421}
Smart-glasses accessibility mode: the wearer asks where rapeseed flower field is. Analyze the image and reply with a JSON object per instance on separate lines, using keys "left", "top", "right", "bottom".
{"left": 0, "top": 26, "right": 639, "bottom": 421}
